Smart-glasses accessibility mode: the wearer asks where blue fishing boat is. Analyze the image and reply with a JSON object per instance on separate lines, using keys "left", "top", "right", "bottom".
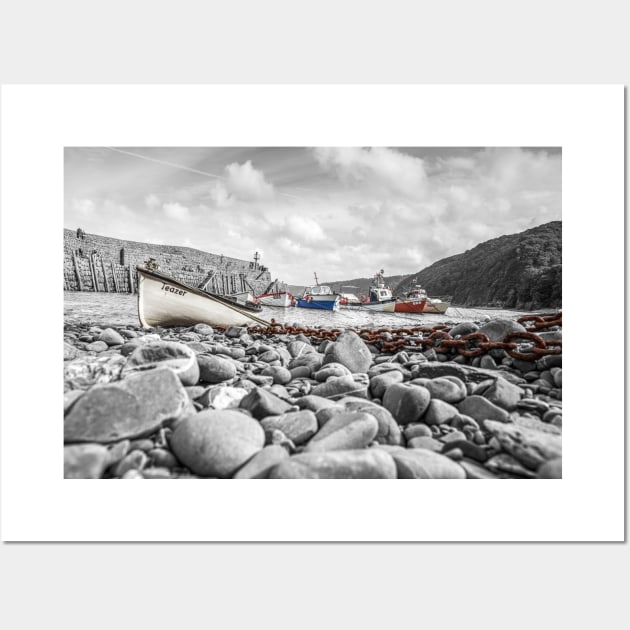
{"left": 295, "top": 274, "right": 340, "bottom": 311}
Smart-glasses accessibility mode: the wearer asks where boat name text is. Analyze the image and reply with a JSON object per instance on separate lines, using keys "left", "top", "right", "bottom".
{"left": 161, "top": 283, "right": 187, "bottom": 296}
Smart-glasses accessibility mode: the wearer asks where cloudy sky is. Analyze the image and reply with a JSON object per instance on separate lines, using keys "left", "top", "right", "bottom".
{"left": 65, "top": 147, "right": 561, "bottom": 285}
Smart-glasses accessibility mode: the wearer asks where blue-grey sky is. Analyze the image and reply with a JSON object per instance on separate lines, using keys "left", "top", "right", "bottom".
{"left": 65, "top": 147, "right": 562, "bottom": 284}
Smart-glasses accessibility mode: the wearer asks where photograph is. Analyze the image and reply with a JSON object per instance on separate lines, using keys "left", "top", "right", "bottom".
{"left": 63, "top": 146, "right": 563, "bottom": 480}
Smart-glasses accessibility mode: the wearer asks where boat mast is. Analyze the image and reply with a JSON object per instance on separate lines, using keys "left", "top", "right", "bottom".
{"left": 314, "top": 272, "right": 320, "bottom": 286}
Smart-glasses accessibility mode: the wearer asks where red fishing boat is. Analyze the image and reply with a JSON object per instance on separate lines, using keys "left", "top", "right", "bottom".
{"left": 395, "top": 285, "right": 428, "bottom": 313}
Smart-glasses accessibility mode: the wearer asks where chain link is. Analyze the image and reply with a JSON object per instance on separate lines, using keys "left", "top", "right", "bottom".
{"left": 222, "top": 311, "right": 563, "bottom": 361}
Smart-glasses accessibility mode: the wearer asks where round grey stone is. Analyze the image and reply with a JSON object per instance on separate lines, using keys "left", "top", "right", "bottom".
{"left": 126, "top": 341, "right": 200, "bottom": 386}
{"left": 305, "top": 411, "right": 379, "bottom": 452}
{"left": 170, "top": 409, "right": 265, "bottom": 477}
{"left": 86, "top": 340, "right": 108, "bottom": 353}
{"left": 382, "top": 383, "right": 431, "bottom": 425}
{"left": 99, "top": 328, "right": 125, "bottom": 346}
{"left": 198, "top": 355, "right": 237, "bottom": 383}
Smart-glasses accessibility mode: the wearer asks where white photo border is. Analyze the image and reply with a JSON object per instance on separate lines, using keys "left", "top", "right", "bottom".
{"left": 0, "top": 85, "right": 624, "bottom": 541}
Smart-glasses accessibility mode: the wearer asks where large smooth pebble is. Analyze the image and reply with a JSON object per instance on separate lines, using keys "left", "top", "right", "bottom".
{"left": 170, "top": 409, "right": 264, "bottom": 477}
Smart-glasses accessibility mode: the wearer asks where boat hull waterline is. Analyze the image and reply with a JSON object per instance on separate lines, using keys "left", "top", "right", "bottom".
{"left": 137, "top": 267, "right": 271, "bottom": 328}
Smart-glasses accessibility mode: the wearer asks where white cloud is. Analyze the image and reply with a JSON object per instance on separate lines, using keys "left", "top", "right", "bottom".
{"left": 72, "top": 198, "right": 95, "bottom": 216}
{"left": 283, "top": 215, "right": 326, "bottom": 244}
{"left": 474, "top": 148, "right": 562, "bottom": 194}
{"left": 447, "top": 185, "right": 470, "bottom": 204}
{"left": 102, "top": 199, "right": 134, "bottom": 219}
{"left": 438, "top": 156, "right": 476, "bottom": 171}
{"left": 201, "top": 161, "right": 274, "bottom": 208}
{"left": 162, "top": 202, "right": 190, "bottom": 221}
{"left": 275, "top": 236, "right": 302, "bottom": 256}
{"left": 144, "top": 193, "right": 160, "bottom": 209}
{"left": 225, "top": 160, "right": 274, "bottom": 201}
{"left": 208, "top": 182, "right": 233, "bottom": 208}
{"left": 313, "top": 147, "right": 428, "bottom": 198}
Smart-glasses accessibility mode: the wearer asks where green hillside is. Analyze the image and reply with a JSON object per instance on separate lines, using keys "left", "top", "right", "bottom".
{"left": 394, "top": 221, "right": 562, "bottom": 310}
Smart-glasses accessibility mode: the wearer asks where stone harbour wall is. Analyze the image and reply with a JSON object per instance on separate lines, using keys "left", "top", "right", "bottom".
{"left": 64, "top": 228, "right": 273, "bottom": 295}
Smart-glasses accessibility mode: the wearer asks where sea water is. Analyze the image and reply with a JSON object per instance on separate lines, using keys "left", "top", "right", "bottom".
{"left": 64, "top": 291, "right": 542, "bottom": 329}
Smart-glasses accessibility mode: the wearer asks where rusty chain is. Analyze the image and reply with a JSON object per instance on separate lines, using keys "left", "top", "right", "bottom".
{"left": 214, "top": 311, "right": 562, "bottom": 361}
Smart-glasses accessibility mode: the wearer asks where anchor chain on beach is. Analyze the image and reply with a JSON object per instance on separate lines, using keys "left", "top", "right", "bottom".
{"left": 240, "top": 312, "right": 562, "bottom": 360}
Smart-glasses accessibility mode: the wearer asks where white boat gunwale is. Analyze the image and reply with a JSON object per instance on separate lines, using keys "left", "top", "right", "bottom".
{"left": 257, "top": 291, "right": 290, "bottom": 298}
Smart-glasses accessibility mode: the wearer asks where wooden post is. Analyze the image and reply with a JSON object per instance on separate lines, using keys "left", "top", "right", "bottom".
{"left": 128, "top": 266, "right": 134, "bottom": 293}
{"left": 72, "top": 251, "right": 83, "bottom": 291}
{"left": 88, "top": 254, "right": 97, "bottom": 291}
{"left": 101, "top": 258, "right": 110, "bottom": 292}
{"left": 110, "top": 261, "right": 119, "bottom": 292}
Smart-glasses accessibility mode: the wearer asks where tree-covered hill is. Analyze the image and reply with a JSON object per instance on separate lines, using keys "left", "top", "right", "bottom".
{"left": 394, "top": 221, "right": 562, "bottom": 310}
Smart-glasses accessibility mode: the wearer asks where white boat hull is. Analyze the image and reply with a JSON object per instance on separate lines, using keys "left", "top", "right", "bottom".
{"left": 256, "top": 291, "right": 292, "bottom": 308}
{"left": 359, "top": 300, "right": 396, "bottom": 312}
{"left": 424, "top": 300, "right": 450, "bottom": 314}
{"left": 137, "top": 268, "right": 270, "bottom": 328}
{"left": 228, "top": 291, "right": 255, "bottom": 306}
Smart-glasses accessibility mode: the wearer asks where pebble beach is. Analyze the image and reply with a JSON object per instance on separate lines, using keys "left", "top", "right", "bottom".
{"left": 64, "top": 303, "right": 562, "bottom": 479}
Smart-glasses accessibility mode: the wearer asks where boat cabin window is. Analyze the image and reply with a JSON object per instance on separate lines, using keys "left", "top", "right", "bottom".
{"left": 379, "top": 290, "right": 389, "bottom": 298}
{"left": 308, "top": 285, "right": 331, "bottom": 295}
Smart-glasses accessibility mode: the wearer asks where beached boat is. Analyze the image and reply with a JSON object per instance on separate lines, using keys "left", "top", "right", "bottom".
{"left": 359, "top": 271, "right": 397, "bottom": 312}
{"left": 294, "top": 273, "right": 341, "bottom": 311}
{"left": 396, "top": 280, "right": 451, "bottom": 314}
{"left": 339, "top": 292, "right": 362, "bottom": 307}
{"left": 337, "top": 285, "right": 362, "bottom": 308}
{"left": 224, "top": 291, "right": 263, "bottom": 312}
{"left": 254, "top": 278, "right": 292, "bottom": 308}
{"left": 395, "top": 285, "right": 427, "bottom": 313}
{"left": 423, "top": 296, "right": 451, "bottom": 314}
{"left": 256, "top": 291, "right": 292, "bottom": 308}
{"left": 296, "top": 283, "right": 340, "bottom": 311}
{"left": 137, "top": 266, "right": 271, "bottom": 328}
{"left": 228, "top": 290, "right": 255, "bottom": 304}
